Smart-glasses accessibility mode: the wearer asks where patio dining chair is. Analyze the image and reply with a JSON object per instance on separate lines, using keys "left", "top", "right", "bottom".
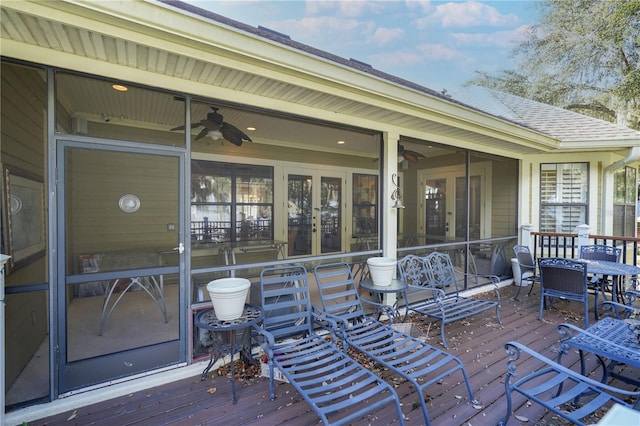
{"left": 579, "top": 244, "right": 622, "bottom": 320}
{"left": 397, "top": 252, "right": 501, "bottom": 348}
{"left": 538, "top": 257, "right": 590, "bottom": 328}
{"left": 512, "top": 245, "right": 540, "bottom": 301}
{"left": 254, "top": 265, "right": 404, "bottom": 426}
{"left": 313, "top": 262, "right": 479, "bottom": 426}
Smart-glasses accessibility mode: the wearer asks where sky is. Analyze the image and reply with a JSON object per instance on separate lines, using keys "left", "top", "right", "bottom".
{"left": 185, "top": 0, "right": 540, "bottom": 93}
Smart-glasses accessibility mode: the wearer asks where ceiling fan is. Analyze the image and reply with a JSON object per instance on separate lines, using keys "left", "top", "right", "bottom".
{"left": 398, "top": 144, "right": 425, "bottom": 162}
{"left": 170, "top": 107, "right": 252, "bottom": 146}
{"left": 374, "top": 144, "right": 425, "bottom": 163}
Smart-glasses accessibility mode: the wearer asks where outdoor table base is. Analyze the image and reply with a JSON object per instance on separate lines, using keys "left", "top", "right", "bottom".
{"left": 195, "top": 304, "right": 263, "bottom": 404}
{"left": 359, "top": 278, "right": 407, "bottom": 323}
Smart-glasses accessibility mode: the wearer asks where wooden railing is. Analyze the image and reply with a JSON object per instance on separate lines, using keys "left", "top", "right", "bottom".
{"left": 531, "top": 231, "right": 639, "bottom": 266}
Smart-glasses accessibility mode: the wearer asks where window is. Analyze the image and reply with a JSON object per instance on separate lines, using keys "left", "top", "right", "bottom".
{"left": 191, "top": 160, "right": 273, "bottom": 243}
{"left": 613, "top": 166, "right": 637, "bottom": 237}
{"left": 540, "top": 163, "right": 588, "bottom": 233}
{"left": 352, "top": 174, "right": 378, "bottom": 236}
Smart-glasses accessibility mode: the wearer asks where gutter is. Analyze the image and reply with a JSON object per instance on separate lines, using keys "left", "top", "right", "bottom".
{"left": 601, "top": 146, "right": 640, "bottom": 233}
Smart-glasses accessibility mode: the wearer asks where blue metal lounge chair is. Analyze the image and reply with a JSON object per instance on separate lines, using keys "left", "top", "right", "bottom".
{"left": 313, "top": 262, "right": 478, "bottom": 426}
{"left": 499, "top": 341, "right": 640, "bottom": 426}
{"left": 397, "top": 252, "right": 501, "bottom": 348}
{"left": 254, "top": 265, "right": 405, "bottom": 426}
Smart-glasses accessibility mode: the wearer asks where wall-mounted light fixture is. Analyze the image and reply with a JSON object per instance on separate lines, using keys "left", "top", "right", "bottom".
{"left": 391, "top": 173, "right": 404, "bottom": 209}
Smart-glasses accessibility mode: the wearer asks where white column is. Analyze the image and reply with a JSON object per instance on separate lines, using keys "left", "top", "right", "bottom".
{"left": 381, "top": 132, "right": 400, "bottom": 311}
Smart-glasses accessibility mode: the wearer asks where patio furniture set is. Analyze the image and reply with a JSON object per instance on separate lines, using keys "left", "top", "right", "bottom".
{"left": 202, "top": 247, "right": 639, "bottom": 425}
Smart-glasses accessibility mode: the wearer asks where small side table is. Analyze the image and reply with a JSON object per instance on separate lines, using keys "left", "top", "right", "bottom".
{"left": 359, "top": 278, "right": 407, "bottom": 323}
{"left": 195, "top": 304, "right": 264, "bottom": 403}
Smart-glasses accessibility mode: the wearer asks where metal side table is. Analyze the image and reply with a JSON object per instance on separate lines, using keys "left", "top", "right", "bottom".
{"left": 195, "top": 304, "right": 264, "bottom": 403}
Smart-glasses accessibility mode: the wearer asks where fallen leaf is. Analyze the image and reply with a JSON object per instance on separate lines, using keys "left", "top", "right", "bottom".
{"left": 515, "top": 415, "right": 529, "bottom": 422}
{"left": 207, "top": 387, "right": 217, "bottom": 394}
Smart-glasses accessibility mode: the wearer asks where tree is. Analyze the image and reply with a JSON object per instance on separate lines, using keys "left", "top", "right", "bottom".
{"left": 467, "top": 0, "right": 640, "bottom": 129}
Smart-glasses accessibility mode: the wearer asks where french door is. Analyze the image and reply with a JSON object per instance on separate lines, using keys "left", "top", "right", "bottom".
{"left": 56, "top": 140, "right": 185, "bottom": 393}
{"left": 419, "top": 163, "right": 490, "bottom": 243}
{"left": 287, "top": 170, "right": 345, "bottom": 256}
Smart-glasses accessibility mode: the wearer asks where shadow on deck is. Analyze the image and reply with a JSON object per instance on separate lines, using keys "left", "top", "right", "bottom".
{"left": 28, "top": 284, "right": 639, "bottom": 425}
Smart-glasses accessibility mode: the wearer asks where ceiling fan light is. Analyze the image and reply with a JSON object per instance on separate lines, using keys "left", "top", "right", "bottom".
{"left": 207, "top": 129, "right": 223, "bottom": 140}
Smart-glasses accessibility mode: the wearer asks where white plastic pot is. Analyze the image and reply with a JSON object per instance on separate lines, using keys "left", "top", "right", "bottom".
{"left": 367, "top": 257, "right": 397, "bottom": 286}
{"left": 511, "top": 258, "right": 533, "bottom": 286}
{"left": 207, "top": 277, "right": 251, "bottom": 320}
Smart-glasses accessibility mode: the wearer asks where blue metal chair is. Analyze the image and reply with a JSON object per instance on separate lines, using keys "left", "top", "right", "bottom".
{"left": 538, "top": 257, "right": 590, "bottom": 328}
{"left": 579, "top": 244, "right": 623, "bottom": 319}
{"left": 254, "top": 265, "right": 405, "bottom": 426}
{"left": 499, "top": 341, "right": 640, "bottom": 426}
{"left": 512, "top": 244, "right": 540, "bottom": 300}
{"left": 313, "top": 262, "right": 478, "bottom": 426}
{"left": 397, "top": 252, "right": 501, "bottom": 348}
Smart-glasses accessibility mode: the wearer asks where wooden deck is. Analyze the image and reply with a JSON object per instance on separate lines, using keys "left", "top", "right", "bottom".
{"left": 31, "top": 284, "right": 639, "bottom": 426}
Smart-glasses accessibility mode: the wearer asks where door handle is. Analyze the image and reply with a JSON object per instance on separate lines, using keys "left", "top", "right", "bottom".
{"left": 173, "top": 242, "right": 185, "bottom": 254}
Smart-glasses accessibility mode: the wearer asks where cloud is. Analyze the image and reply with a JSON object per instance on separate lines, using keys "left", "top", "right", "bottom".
{"left": 268, "top": 15, "right": 403, "bottom": 48}
{"left": 368, "top": 42, "right": 459, "bottom": 69}
{"left": 372, "top": 27, "right": 405, "bottom": 46}
{"left": 417, "top": 43, "right": 459, "bottom": 60}
{"left": 414, "top": 1, "right": 519, "bottom": 29}
{"left": 451, "top": 25, "right": 532, "bottom": 48}
{"left": 305, "top": 0, "right": 389, "bottom": 17}
{"left": 272, "top": 16, "right": 372, "bottom": 41}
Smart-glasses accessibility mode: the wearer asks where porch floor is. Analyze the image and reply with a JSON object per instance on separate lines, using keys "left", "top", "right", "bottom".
{"left": 27, "top": 284, "right": 639, "bottom": 425}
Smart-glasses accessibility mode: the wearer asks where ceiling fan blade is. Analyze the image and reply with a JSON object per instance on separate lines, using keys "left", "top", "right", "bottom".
{"left": 221, "top": 123, "right": 252, "bottom": 146}
{"left": 170, "top": 122, "right": 204, "bottom": 131}
{"left": 403, "top": 152, "right": 418, "bottom": 162}
{"left": 194, "top": 127, "right": 209, "bottom": 141}
{"left": 405, "top": 149, "right": 425, "bottom": 160}
{"left": 200, "top": 119, "right": 222, "bottom": 131}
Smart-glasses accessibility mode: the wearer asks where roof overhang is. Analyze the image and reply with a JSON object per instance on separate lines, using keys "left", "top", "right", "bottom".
{"left": 2, "top": 0, "right": 632, "bottom": 158}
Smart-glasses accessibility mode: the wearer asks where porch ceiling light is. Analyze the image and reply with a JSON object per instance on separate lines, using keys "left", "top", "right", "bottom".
{"left": 207, "top": 129, "right": 223, "bottom": 140}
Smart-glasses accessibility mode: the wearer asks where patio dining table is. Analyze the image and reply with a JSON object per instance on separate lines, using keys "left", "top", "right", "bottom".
{"left": 579, "top": 259, "right": 640, "bottom": 304}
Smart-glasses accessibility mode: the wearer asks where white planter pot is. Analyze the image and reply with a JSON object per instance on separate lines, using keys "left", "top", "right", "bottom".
{"left": 367, "top": 257, "right": 397, "bottom": 286}
{"left": 207, "top": 278, "right": 251, "bottom": 320}
{"left": 511, "top": 258, "right": 533, "bottom": 286}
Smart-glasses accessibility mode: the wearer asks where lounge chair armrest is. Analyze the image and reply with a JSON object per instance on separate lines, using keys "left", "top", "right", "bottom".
{"left": 252, "top": 323, "right": 276, "bottom": 351}
{"left": 600, "top": 300, "right": 639, "bottom": 319}
{"left": 311, "top": 305, "right": 345, "bottom": 330}
{"left": 504, "top": 340, "right": 640, "bottom": 398}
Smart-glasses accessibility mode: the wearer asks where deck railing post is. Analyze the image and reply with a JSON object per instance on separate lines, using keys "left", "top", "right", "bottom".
{"left": 576, "top": 224, "right": 591, "bottom": 257}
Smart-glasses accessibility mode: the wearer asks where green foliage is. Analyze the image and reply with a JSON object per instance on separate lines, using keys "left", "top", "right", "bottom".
{"left": 467, "top": 0, "right": 640, "bottom": 129}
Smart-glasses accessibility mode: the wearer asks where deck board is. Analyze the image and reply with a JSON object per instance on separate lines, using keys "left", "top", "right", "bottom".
{"left": 28, "top": 284, "right": 639, "bottom": 425}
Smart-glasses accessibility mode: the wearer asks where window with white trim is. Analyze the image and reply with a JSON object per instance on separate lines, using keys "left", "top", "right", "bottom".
{"left": 539, "top": 163, "right": 588, "bottom": 233}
